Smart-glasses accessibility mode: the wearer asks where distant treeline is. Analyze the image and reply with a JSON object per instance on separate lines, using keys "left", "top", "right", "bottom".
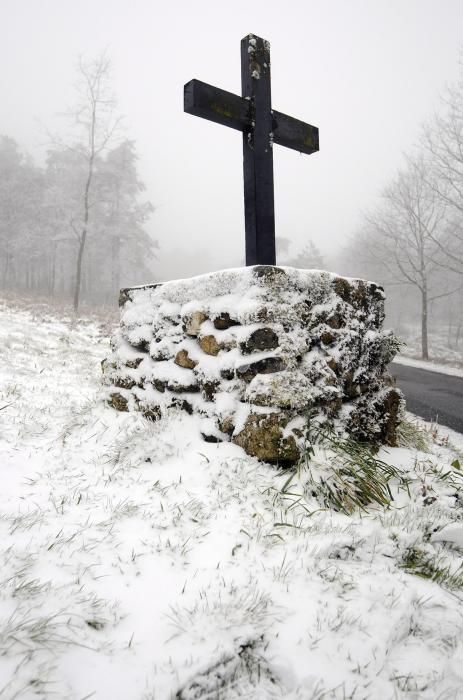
{"left": 0, "top": 55, "right": 157, "bottom": 310}
{"left": 0, "top": 135, "right": 156, "bottom": 307}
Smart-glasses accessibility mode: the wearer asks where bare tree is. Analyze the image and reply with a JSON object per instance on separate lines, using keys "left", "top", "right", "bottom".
{"left": 57, "top": 54, "right": 122, "bottom": 311}
{"left": 354, "top": 156, "right": 457, "bottom": 359}
{"left": 423, "top": 58, "right": 463, "bottom": 273}
{"left": 0, "top": 58, "right": 156, "bottom": 306}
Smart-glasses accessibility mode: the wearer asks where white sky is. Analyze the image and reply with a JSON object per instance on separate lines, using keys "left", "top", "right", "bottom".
{"left": 1, "top": 0, "right": 462, "bottom": 278}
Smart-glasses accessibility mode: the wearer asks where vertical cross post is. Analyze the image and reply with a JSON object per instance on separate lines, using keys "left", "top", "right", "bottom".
{"left": 184, "top": 34, "right": 319, "bottom": 267}
{"left": 241, "top": 35, "right": 275, "bottom": 266}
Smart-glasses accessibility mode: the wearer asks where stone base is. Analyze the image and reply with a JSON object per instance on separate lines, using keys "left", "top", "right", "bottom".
{"left": 103, "top": 266, "right": 404, "bottom": 463}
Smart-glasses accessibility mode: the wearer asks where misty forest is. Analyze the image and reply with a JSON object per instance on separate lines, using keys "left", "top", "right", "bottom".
{"left": 1, "top": 53, "right": 463, "bottom": 362}
{"left": 0, "top": 56, "right": 156, "bottom": 310}
{"left": 340, "top": 59, "right": 463, "bottom": 361}
{"left": 3, "top": 4, "right": 463, "bottom": 696}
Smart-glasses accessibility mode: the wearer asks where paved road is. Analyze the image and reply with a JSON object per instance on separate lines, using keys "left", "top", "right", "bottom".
{"left": 390, "top": 363, "right": 463, "bottom": 433}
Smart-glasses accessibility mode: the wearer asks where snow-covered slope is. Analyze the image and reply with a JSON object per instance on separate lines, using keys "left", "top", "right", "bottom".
{"left": 1, "top": 304, "right": 463, "bottom": 699}
{"left": 396, "top": 324, "right": 463, "bottom": 373}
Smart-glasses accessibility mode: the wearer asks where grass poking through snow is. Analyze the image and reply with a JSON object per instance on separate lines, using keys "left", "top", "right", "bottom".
{"left": 0, "top": 303, "right": 463, "bottom": 699}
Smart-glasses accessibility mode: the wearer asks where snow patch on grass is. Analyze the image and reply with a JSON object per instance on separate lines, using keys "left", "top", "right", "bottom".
{"left": 396, "top": 323, "right": 463, "bottom": 371}
{"left": 0, "top": 306, "right": 462, "bottom": 698}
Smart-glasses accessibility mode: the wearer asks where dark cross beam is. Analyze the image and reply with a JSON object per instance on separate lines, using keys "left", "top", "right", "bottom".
{"left": 184, "top": 33, "right": 319, "bottom": 266}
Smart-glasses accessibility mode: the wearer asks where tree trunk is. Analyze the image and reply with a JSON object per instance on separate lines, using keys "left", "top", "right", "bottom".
{"left": 73, "top": 232, "right": 86, "bottom": 311}
{"left": 4, "top": 251, "right": 10, "bottom": 288}
{"left": 50, "top": 243, "right": 56, "bottom": 297}
{"left": 421, "top": 286, "right": 429, "bottom": 360}
{"left": 73, "top": 152, "right": 94, "bottom": 312}
{"left": 111, "top": 234, "right": 120, "bottom": 298}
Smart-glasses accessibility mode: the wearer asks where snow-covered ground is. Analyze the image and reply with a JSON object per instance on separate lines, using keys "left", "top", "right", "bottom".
{"left": 396, "top": 324, "right": 463, "bottom": 371}
{"left": 394, "top": 354, "right": 463, "bottom": 379}
{"left": 1, "top": 303, "right": 463, "bottom": 699}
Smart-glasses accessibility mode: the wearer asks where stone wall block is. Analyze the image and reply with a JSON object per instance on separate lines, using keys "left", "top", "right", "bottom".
{"left": 332, "top": 277, "right": 352, "bottom": 303}
{"left": 175, "top": 349, "right": 198, "bottom": 369}
{"left": 213, "top": 313, "right": 241, "bottom": 330}
{"left": 201, "top": 381, "right": 220, "bottom": 402}
{"left": 150, "top": 341, "right": 176, "bottom": 362}
{"left": 232, "top": 412, "right": 300, "bottom": 463}
{"left": 348, "top": 387, "right": 404, "bottom": 447}
{"left": 106, "top": 266, "right": 403, "bottom": 463}
{"left": 119, "top": 283, "right": 161, "bottom": 308}
{"left": 252, "top": 306, "right": 271, "bottom": 324}
{"left": 246, "top": 370, "right": 318, "bottom": 410}
{"left": 108, "top": 391, "right": 129, "bottom": 412}
{"left": 240, "top": 328, "right": 279, "bottom": 354}
{"left": 114, "top": 376, "right": 137, "bottom": 391}
{"left": 166, "top": 375, "right": 200, "bottom": 393}
{"left": 125, "top": 357, "right": 144, "bottom": 370}
{"left": 120, "top": 321, "right": 153, "bottom": 347}
{"left": 218, "top": 415, "right": 235, "bottom": 435}
{"left": 325, "top": 308, "right": 346, "bottom": 330}
{"left": 198, "top": 334, "right": 221, "bottom": 356}
{"left": 153, "top": 378, "right": 167, "bottom": 393}
{"left": 343, "top": 371, "right": 369, "bottom": 399}
{"left": 236, "top": 356, "right": 286, "bottom": 383}
{"left": 139, "top": 404, "right": 162, "bottom": 421}
{"left": 326, "top": 357, "right": 339, "bottom": 374}
{"left": 126, "top": 338, "right": 151, "bottom": 353}
{"left": 320, "top": 330, "right": 336, "bottom": 346}
{"left": 252, "top": 265, "right": 287, "bottom": 285}
{"left": 220, "top": 367, "right": 235, "bottom": 381}
{"left": 101, "top": 358, "right": 118, "bottom": 374}
{"left": 184, "top": 311, "right": 208, "bottom": 337}
{"left": 290, "top": 301, "right": 312, "bottom": 326}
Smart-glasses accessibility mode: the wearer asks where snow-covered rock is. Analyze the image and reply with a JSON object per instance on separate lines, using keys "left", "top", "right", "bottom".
{"left": 104, "top": 266, "right": 404, "bottom": 461}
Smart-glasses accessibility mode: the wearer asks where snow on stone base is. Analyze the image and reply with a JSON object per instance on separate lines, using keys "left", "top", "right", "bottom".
{"left": 103, "top": 266, "right": 404, "bottom": 462}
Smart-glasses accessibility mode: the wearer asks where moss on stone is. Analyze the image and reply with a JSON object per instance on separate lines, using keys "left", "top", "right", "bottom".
{"left": 233, "top": 412, "right": 300, "bottom": 463}
{"left": 198, "top": 335, "right": 221, "bottom": 356}
{"left": 175, "top": 349, "right": 198, "bottom": 369}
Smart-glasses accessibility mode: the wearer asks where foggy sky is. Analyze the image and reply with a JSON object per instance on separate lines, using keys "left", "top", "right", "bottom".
{"left": 1, "top": 0, "right": 462, "bottom": 281}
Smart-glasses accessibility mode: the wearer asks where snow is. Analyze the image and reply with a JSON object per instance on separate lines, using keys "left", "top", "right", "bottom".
{"left": 1, "top": 303, "right": 463, "bottom": 698}
{"left": 114, "top": 266, "right": 397, "bottom": 457}
{"left": 122, "top": 266, "right": 376, "bottom": 313}
{"left": 395, "top": 354, "right": 463, "bottom": 379}
{"left": 396, "top": 323, "right": 463, "bottom": 372}
{"left": 431, "top": 522, "right": 463, "bottom": 548}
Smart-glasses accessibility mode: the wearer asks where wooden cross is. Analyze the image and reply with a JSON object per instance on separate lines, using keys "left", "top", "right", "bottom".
{"left": 184, "top": 33, "right": 319, "bottom": 266}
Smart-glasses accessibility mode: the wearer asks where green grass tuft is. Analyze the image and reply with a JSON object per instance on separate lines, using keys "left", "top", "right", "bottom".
{"left": 302, "top": 427, "right": 410, "bottom": 514}
{"left": 396, "top": 418, "right": 431, "bottom": 451}
{"left": 401, "top": 546, "right": 463, "bottom": 590}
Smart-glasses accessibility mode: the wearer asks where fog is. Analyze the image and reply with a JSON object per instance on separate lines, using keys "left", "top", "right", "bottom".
{"left": 2, "top": 0, "right": 462, "bottom": 282}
